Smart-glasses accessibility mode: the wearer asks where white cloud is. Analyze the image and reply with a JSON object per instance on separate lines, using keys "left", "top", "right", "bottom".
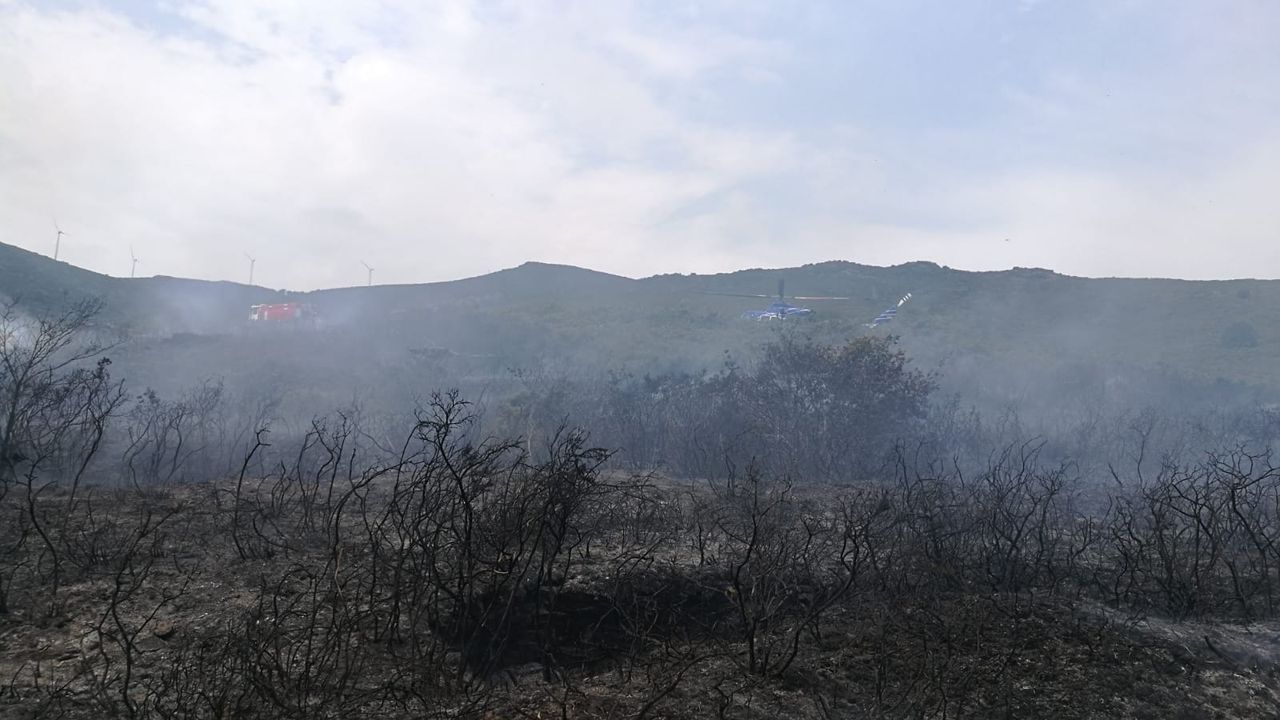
{"left": 0, "top": 0, "right": 1277, "bottom": 288}
{"left": 0, "top": 1, "right": 810, "bottom": 288}
{"left": 962, "top": 135, "right": 1280, "bottom": 279}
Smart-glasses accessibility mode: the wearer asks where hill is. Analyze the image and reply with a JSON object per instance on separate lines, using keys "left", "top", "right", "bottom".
{"left": 2, "top": 241, "right": 1278, "bottom": 413}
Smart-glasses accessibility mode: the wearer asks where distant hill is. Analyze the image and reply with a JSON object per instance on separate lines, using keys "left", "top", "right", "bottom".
{"left": 3, "top": 241, "right": 1278, "bottom": 414}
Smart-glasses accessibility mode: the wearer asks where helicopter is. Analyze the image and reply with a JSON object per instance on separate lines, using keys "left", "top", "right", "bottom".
{"left": 865, "top": 293, "right": 913, "bottom": 328}
{"left": 703, "top": 279, "right": 850, "bottom": 320}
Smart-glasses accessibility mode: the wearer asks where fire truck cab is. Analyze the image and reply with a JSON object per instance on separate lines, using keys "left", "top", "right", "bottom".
{"left": 249, "top": 302, "right": 315, "bottom": 323}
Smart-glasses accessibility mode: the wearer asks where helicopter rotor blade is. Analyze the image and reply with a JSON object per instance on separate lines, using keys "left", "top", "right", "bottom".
{"left": 698, "top": 290, "right": 851, "bottom": 301}
{"left": 698, "top": 291, "right": 777, "bottom": 299}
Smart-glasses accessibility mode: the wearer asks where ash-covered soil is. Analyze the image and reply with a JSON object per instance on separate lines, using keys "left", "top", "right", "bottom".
{"left": 4, "top": 475, "right": 1280, "bottom": 719}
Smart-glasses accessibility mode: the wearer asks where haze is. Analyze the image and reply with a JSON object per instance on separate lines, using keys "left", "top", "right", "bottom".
{"left": 1, "top": 0, "right": 1278, "bottom": 289}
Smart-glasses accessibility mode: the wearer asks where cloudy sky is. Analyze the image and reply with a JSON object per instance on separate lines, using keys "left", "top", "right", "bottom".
{"left": 1, "top": 1, "right": 1277, "bottom": 289}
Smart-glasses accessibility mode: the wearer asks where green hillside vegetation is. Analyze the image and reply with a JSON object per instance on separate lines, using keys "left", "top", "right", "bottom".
{"left": 2, "top": 241, "right": 1278, "bottom": 404}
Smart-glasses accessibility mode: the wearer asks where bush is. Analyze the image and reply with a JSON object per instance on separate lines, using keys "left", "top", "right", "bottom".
{"left": 1221, "top": 321, "right": 1259, "bottom": 349}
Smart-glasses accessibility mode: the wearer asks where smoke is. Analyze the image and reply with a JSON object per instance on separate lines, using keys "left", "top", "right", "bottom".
{"left": 0, "top": 307, "right": 43, "bottom": 351}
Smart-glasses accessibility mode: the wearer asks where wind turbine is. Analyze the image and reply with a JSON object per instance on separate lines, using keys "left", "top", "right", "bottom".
{"left": 361, "top": 260, "right": 373, "bottom": 287}
{"left": 129, "top": 246, "right": 139, "bottom": 279}
{"left": 245, "top": 252, "right": 256, "bottom": 286}
{"left": 53, "top": 221, "right": 66, "bottom": 261}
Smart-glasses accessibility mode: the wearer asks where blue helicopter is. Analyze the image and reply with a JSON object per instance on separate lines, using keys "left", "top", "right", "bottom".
{"left": 704, "top": 279, "right": 850, "bottom": 320}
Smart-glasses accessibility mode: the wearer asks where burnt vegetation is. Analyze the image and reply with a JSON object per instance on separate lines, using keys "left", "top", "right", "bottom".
{"left": 3, "top": 302, "right": 1280, "bottom": 718}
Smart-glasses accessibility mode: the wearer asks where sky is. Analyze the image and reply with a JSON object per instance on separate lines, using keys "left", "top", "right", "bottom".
{"left": 1, "top": 0, "right": 1278, "bottom": 289}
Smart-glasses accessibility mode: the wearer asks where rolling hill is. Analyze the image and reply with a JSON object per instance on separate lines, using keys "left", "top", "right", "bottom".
{"left": 2, "top": 240, "right": 1278, "bottom": 414}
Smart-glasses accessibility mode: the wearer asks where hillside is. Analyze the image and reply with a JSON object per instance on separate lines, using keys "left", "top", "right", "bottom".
{"left": 2, "top": 241, "right": 1278, "bottom": 411}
